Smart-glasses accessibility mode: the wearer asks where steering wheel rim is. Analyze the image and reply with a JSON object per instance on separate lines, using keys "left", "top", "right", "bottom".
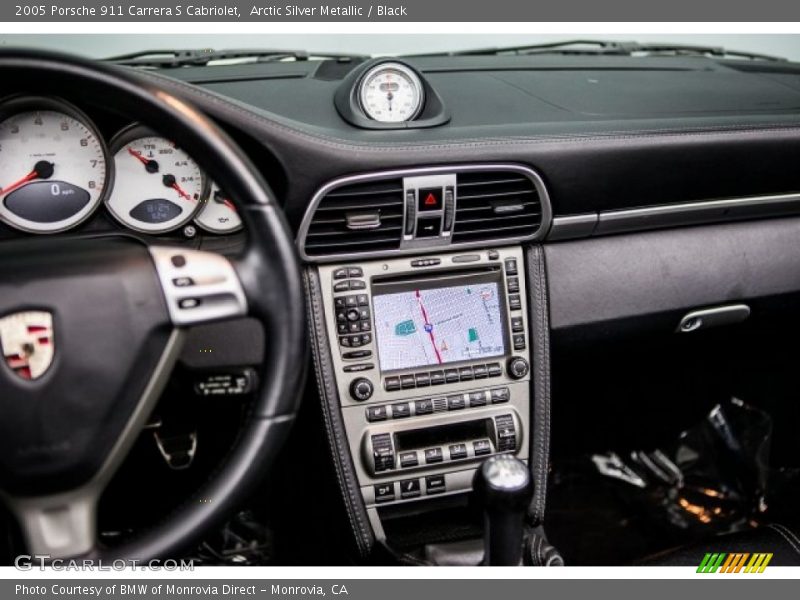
{"left": 0, "top": 49, "right": 307, "bottom": 561}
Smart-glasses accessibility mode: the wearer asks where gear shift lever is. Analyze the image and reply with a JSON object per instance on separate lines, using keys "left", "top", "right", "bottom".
{"left": 473, "top": 454, "right": 533, "bottom": 565}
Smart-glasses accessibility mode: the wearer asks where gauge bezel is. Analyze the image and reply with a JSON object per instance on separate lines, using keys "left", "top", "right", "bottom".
{"left": 107, "top": 123, "right": 209, "bottom": 235}
{"left": 0, "top": 95, "right": 113, "bottom": 235}
{"left": 357, "top": 62, "right": 425, "bottom": 123}
{"left": 194, "top": 183, "right": 244, "bottom": 234}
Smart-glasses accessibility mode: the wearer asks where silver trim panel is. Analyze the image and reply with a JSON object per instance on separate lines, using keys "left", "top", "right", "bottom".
{"left": 297, "top": 164, "right": 552, "bottom": 263}
{"left": 547, "top": 193, "right": 800, "bottom": 242}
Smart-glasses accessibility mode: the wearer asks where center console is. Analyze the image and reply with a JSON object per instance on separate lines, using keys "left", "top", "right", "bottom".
{"left": 317, "top": 246, "right": 531, "bottom": 510}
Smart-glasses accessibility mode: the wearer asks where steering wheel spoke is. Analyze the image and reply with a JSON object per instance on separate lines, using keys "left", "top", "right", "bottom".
{"left": 149, "top": 247, "right": 247, "bottom": 327}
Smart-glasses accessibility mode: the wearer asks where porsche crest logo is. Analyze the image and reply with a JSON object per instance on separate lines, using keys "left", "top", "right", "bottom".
{"left": 0, "top": 311, "right": 54, "bottom": 380}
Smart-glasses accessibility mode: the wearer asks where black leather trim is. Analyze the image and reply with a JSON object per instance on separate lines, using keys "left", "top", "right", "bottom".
{"left": 525, "top": 245, "right": 552, "bottom": 525}
{"left": 643, "top": 523, "right": 800, "bottom": 567}
{"left": 303, "top": 267, "right": 374, "bottom": 558}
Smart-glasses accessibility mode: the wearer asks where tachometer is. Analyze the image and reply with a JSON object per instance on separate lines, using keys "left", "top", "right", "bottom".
{"left": 107, "top": 125, "right": 207, "bottom": 234}
{"left": 358, "top": 62, "right": 424, "bottom": 123}
{"left": 0, "top": 97, "right": 110, "bottom": 234}
{"left": 194, "top": 182, "right": 242, "bottom": 234}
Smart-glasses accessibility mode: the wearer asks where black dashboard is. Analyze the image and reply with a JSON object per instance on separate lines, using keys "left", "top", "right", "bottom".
{"left": 4, "top": 48, "right": 800, "bottom": 565}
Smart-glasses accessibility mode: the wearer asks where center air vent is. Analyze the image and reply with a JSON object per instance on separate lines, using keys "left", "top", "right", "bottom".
{"left": 452, "top": 171, "right": 543, "bottom": 244}
{"left": 302, "top": 178, "right": 404, "bottom": 258}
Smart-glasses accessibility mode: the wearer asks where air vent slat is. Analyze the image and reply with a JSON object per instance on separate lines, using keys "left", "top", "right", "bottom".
{"left": 452, "top": 169, "right": 542, "bottom": 244}
{"left": 302, "top": 177, "right": 404, "bottom": 257}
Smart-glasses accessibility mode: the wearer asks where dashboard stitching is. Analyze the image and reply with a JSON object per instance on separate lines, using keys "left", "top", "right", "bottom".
{"left": 134, "top": 71, "right": 800, "bottom": 152}
{"left": 767, "top": 524, "right": 800, "bottom": 557}
{"left": 528, "top": 245, "right": 551, "bottom": 525}
{"left": 303, "top": 268, "right": 373, "bottom": 556}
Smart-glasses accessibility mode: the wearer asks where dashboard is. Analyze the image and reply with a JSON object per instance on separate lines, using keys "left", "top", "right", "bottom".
{"left": 5, "top": 48, "right": 800, "bottom": 564}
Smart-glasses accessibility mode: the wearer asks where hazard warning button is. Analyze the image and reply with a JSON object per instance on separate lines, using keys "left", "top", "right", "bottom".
{"left": 417, "top": 187, "right": 443, "bottom": 212}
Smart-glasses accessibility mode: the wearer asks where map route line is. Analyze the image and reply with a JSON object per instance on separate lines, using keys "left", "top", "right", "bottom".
{"left": 415, "top": 289, "right": 443, "bottom": 364}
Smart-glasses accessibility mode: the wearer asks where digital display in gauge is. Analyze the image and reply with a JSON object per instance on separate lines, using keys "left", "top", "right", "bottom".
{"left": 106, "top": 126, "right": 206, "bottom": 234}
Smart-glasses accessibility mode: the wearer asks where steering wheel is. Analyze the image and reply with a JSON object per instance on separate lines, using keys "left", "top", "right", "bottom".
{"left": 0, "top": 50, "right": 307, "bottom": 561}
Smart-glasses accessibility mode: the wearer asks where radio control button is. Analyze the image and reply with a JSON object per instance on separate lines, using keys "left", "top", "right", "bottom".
{"left": 334, "top": 281, "right": 351, "bottom": 292}
{"left": 345, "top": 295, "right": 359, "bottom": 307}
{"left": 447, "top": 394, "right": 466, "bottom": 410}
{"left": 360, "top": 321, "right": 372, "bottom": 332}
{"left": 513, "top": 334, "right": 526, "bottom": 351}
{"left": 357, "top": 294, "right": 369, "bottom": 306}
{"left": 426, "top": 475, "right": 446, "bottom": 495}
{"left": 400, "top": 478, "right": 421, "bottom": 499}
{"left": 473, "top": 439, "right": 492, "bottom": 456}
{"left": 339, "top": 336, "right": 351, "bottom": 347}
{"left": 348, "top": 322, "right": 360, "bottom": 333}
{"left": 346, "top": 308, "right": 360, "bottom": 322}
{"left": 458, "top": 367, "right": 474, "bottom": 381}
{"left": 391, "top": 403, "right": 411, "bottom": 419}
{"left": 505, "top": 258, "right": 518, "bottom": 276}
{"left": 334, "top": 297, "right": 346, "bottom": 309}
{"left": 343, "top": 363, "right": 374, "bottom": 373}
{"left": 444, "top": 369, "right": 460, "bottom": 383}
{"left": 424, "top": 447, "right": 444, "bottom": 464}
{"left": 511, "top": 316, "right": 524, "bottom": 332}
{"left": 429, "top": 370, "right": 445, "bottom": 385}
{"left": 361, "top": 334, "right": 372, "bottom": 345}
{"left": 491, "top": 387, "right": 510, "bottom": 404}
{"left": 469, "top": 391, "right": 488, "bottom": 407}
{"left": 348, "top": 267, "right": 363, "bottom": 278}
{"left": 487, "top": 363, "right": 502, "bottom": 377}
{"left": 350, "top": 280, "right": 366, "bottom": 290}
{"left": 366, "top": 405, "right": 388, "bottom": 422}
{"left": 414, "top": 398, "right": 434, "bottom": 415}
{"left": 488, "top": 250, "right": 500, "bottom": 260}
{"left": 415, "top": 372, "right": 431, "bottom": 387}
{"left": 385, "top": 376, "right": 401, "bottom": 391}
{"left": 449, "top": 443, "right": 468, "bottom": 460}
{"left": 400, "top": 375, "right": 416, "bottom": 389}
{"left": 333, "top": 268, "right": 348, "bottom": 280}
{"left": 337, "top": 323, "right": 348, "bottom": 334}
{"left": 400, "top": 452, "right": 419, "bottom": 468}
{"left": 343, "top": 350, "right": 372, "bottom": 360}
{"left": 473, "top": 365, "right": 488, "bottom": 379}
{"left": 350, "top": 378, "right": 374, "bottom": 402}
{"left": 509, "top": 294, "right": 522, "bottom": 311}
{"left": 374, "top": 482, "right": 395, "bottom": 503}
{"left": 507, "top": 357, "right": 529, "bottom": 380}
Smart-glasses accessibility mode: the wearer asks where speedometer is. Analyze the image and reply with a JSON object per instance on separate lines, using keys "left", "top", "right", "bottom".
{"left": 358, "top": 62, "right": 425, "bottom": 123}
{"left": 0, "top": 97, "right": 110, "bottom": 234}
{"left": 106, "top": 125, "right": 207, "bottom": 234}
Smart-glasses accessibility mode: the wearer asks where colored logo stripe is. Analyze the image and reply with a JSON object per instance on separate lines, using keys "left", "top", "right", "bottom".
{"left": 697, "top": 552, "right": 773, "bottom": 573}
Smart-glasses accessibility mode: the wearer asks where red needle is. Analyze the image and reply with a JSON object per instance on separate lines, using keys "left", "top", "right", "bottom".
{"left": 171, "top": 183, "right": 193, "bottom": 202}
{"left": 127, "top": 147, "right": 150, "bottom": 165}
{"left": 223, "top": 199, "right": 236, "bottom": 211}
{"left": 0, "top": 170, "right": 38, "bottom": 195}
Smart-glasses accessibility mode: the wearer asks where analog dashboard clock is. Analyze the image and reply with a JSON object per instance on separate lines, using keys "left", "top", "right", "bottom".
{"left": 358, "top": 62, "right": 425, "bottom": 123}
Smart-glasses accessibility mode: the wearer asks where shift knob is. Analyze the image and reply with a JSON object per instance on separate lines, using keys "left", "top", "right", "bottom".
{"left": 472, "top": 454, "right": 534, "bottom": 566}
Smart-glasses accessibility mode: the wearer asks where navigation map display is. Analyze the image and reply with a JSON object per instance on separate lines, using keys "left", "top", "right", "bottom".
{"left": 372, "top": 282, "right": 506, "bottom": 372}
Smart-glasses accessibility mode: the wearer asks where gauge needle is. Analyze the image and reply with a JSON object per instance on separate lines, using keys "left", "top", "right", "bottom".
{"left": 213, "top": 190, "right": 236, "bottom": 212}
{"left": 162, "top": 174, "right": 194, "bottom": 202}
{"left": 128, "top": 148, "right": 159, "bottom": 173}
{"left": 0, "top": 161, "right": 54, "bottom": 195}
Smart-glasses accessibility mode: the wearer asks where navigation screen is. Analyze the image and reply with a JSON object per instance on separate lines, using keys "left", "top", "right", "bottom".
{"left": 372, "top": 282, "right": 506, "bottom": 371}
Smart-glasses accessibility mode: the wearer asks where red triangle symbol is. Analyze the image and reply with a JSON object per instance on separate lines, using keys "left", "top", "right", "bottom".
{"left": 424, "top": 193, "right": 437, "bottom": 206}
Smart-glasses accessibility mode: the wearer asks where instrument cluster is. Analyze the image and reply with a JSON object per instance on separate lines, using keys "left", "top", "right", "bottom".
{"left": 0, "top": 95, "right": 242, "bottom": 236}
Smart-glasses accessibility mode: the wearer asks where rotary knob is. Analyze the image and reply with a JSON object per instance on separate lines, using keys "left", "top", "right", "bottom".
{"left": 349, "top": 377, "right": 374, "bottom": 402}
{"left": 506, "top": 357, "right": 529, "bottom": 380}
